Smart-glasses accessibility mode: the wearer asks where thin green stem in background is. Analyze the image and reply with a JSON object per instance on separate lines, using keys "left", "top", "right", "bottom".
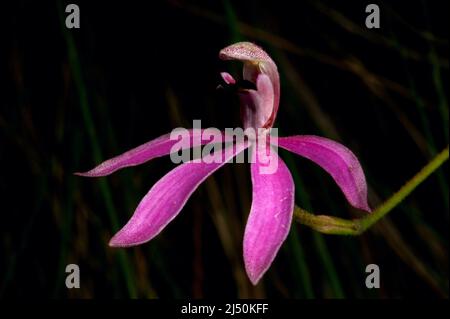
{"left": 295, "top": 146, "right": 449, "bottom": 235}
{"left": 57, "top": 1, "right": 138, "bottom": 298}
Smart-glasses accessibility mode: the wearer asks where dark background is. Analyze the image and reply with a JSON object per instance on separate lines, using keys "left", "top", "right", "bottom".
{"left": 1, "top": 0, "right": 448, "bottom": 298}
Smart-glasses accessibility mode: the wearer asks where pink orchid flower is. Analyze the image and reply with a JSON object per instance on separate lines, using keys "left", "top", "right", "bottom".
{"left": 77, "top": 42, "right": 371, "bottom": 285}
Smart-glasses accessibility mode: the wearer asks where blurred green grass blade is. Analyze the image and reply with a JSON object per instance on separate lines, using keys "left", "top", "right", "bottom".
{"left": 282, "top": 151, "right": 345, "bottom": 298}
{"left": 148, "top": 244, "right": 184, "bottom": 298}
{"left": 311, "top": 0, "right": 448, "bottom": 67}
{"left": 285, "top": 228, "right": 315, "bottom": 298}
{"left": 57, "top": 1, "right": 137, "bottom": 298}
{"left": 387, "top": 21, "right": 449, "bottom": 214}
{"left": 420, "top": 0, "right": 449, "bottom": 141}
{"left": 405, "top": 68, "right": 449, "bottom": 213}
{"left": 429, "top": 47, "right": 449, "bottom": 142}
{"left": 52, "top": 155, "right": 74, "bottom": 297}
{"left": 311, "top": 233, "right": 345, "bottom": 298}
{"left": 223, "top": 0, "right": 243, "bottom": 43}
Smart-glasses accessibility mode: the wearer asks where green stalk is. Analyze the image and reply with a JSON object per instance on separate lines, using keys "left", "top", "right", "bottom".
{"left": 294, "top": 146, "right": 449, "bottom": 235}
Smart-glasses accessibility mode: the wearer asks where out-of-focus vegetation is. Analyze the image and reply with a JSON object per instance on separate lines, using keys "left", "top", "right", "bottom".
{"left": 1, "top": 0, "right": 448, "bottom": 298}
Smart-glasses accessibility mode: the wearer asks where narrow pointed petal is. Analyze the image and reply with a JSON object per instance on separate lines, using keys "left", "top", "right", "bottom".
{"left": 75, "top": 129, "right": 229, "bottom": 177}
{"left": 278, "top": 135, "right": 371, "bottom": 212}
{"left": 244, "top": 145, "right": 295, "bottom": 285}
{"left": 109, "top": 141, "right": 248, "bottom": 247}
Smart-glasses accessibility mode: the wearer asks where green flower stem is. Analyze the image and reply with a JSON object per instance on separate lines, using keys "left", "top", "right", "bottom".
{"left": 294, "top": 208, "right": 361, "bottom": 235}
{"left": 294, "top": 146, "right": 449, "bottom": 235}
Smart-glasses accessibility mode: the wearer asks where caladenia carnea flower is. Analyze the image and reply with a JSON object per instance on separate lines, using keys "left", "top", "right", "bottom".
{"left": 76, "top": 42, "right": 371, "bottom": 285}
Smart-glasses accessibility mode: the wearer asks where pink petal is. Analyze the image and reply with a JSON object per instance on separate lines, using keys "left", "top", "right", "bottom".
{"left": 278, "top": 135, "right": 371, "bottom": 212}
{"left": 244, "top": 145, "right": 295, "bottom": 285}
{"left": 75, "top": 129, "right": 229, "bottom": 177}
{"left": 220, "top": 72, "right": 236, "bottom": 85}
{"left": 109, "top": 141, "right": 248, "bottom": 247}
